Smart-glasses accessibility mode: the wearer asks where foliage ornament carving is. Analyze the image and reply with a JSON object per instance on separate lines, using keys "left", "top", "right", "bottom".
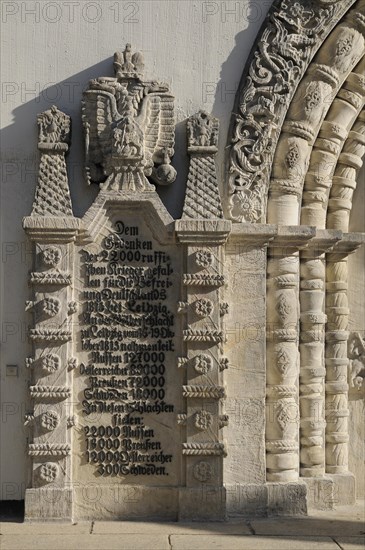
{"left": 227, "top": 0, "right": 356, "bottom": 222}
{"left": 42, "top": 297, "right": 61, "bottom": 317}
{"left": 348, "top": 332, "right": 365, "bottom": 391}
{"left": 195, "top": 298, "right": 214, "bottom": 317}
{"left": 187, "top": 110, "right": 219, "bottom": 152}
{"left": 82, "top": 44, "right": 176, "bottom": 192}
{"left": 195, "top": 249, "right": 213, "bottom": 268}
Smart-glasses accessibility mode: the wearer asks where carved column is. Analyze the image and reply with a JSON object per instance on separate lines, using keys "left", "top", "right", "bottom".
{"left": 266, "top": 228, "right": 314, "bottom": 483}
{"left": 325, "top": 235, "right": 364, "bottom": 480}
{"left": 23, "top": 107, "right": 79, "bottom": 520}
{"left": 301, "top": 62, "right": 365, "bottom": 228}
{"left": 299, "top": 232, "right": 341, "bottom": 479}
{"left": 324, "top": 101, "right": 365, "bottom": 491}
{"left": 328, "top": 110, "right": 365, "bottom": 231}
{"left": 176, "top": 111, "right": 230, "bottom": 520}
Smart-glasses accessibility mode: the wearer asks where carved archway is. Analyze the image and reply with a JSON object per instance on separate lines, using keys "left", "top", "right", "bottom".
{"left": 227, "top": 0, "right": 361, "bottom": 223}
{"left": 226, "top": 0, "right": 365, "bottom": 496}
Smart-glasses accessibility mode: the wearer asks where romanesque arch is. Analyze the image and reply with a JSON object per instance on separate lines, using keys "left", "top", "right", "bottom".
{"left": 227, "top": 0, "right": 365, "bottom": 504}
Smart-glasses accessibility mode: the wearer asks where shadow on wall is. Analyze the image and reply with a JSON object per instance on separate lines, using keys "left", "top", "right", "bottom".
{"left": 1, "top": 57, "right": 190, "bottom": 223}
{"left": 211, "top": 0, "right": 272, "bottom": 200}
{"left": 0, "top": 57, "right": 189, "bottom": 500}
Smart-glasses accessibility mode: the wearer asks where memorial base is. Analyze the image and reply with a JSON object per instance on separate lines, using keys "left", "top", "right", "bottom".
{"left": 73, "top": 486, "right": 179, "bottom": 521}
{"left": 24, "top": 488, "right": 72, "bottom": 522}
{"left": 329, "top": 473, "right": 356, "bottom": 506}
{"left": 225, "top": 482, "right": 307, "bottom": 517}
{"left": 267, "top": 481, "right": 307, "bottom": 516}
{"left": 304, "top": 477, "right": 336, "bottom": 511}
{"left": 178, "top": 487, "right": 226, "bottom": 521}
{"left": 304, "top": 473, "right": 356, "bottom": 510}
{"left": 225, "top": 484, "right": 268, "bottom": 517}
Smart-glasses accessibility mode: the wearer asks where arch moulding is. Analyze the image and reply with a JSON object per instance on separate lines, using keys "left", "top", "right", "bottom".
{"left": 225, "top": 0, "right": 365, "bottom": 512}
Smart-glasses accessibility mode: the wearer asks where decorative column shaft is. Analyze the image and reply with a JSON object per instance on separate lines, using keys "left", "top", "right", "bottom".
{"left": 328, "top": 109, "right": 365, "bottom": 231}
{"left": 266, "top": 228, "right": 314, "bottom": 482}
{"left": 299, "top": 232, "right": 341, "bottom": 478}
{"left": 325, "top": 236, "right": 364, "bottom": 474}
{"left": 23, "top": 107, "right": 79, "bottom": 520}
{"left": 176, "top": 111, "right": 230, "bottom": 520}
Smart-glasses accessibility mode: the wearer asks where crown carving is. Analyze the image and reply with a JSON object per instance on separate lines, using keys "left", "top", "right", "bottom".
{"left": 113, "top": 43, "right": 144, "bottom": 80}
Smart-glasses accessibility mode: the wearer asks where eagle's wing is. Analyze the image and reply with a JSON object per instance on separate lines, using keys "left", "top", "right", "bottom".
{"left": 82, "top": 88, "right": 120, "bottom": 184}
{"left": 143, "top": 92, "right": 175, "bottom": 164}
{"left": 144, "top": 94, "right": 161, "bottom": 163}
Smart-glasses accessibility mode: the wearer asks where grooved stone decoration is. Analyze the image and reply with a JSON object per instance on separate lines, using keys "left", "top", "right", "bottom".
{"left": 21, "top": 0, "right": 364, "bottom": 521}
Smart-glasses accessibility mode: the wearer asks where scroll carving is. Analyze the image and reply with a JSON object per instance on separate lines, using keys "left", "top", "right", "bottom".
{"left": 227, "top": 0, "right": 356, "bottom": 222}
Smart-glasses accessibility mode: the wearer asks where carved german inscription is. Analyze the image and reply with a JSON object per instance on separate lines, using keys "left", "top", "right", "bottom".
{"left": 78, "top": 219, "right": 178, "bottom": 479}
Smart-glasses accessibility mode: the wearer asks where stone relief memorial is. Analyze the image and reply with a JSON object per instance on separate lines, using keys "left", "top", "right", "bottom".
{"left": 14, "top": 0, "right": 364, "bottom": 522}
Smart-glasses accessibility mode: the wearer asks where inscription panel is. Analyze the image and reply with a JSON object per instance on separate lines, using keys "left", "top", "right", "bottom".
{"left": 74, "top": 214, "right": 182, "bottom": 486}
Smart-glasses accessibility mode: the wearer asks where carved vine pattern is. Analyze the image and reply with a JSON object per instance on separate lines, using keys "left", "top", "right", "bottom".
{"left": 228, "top": 0, "right": 356, "bottom": 223}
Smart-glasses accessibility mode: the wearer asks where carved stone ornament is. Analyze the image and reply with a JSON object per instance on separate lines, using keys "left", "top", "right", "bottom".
{"left": 182, "top": 111, "right": 224, "bottom": 219}
{"left": 39, "top": 462, "right": 59, "bottom": 483}
{"left": 38, "top": 106, "right": 70, "bottom": 150}
{"left": 193, "top": 461, "right": 214, "bottom": 482}
{"left": 194, "top": 298, "right": 214, "bottom": 317}
{"left": 41, "top": 354, "right": 61, "bottom": 373}
{"left": 40, "top": 410, "right": 60, "bottom": 431}
{"left": 348, "top": 332, "right": 365, "bottom": 391}
{"left": 82, "top": 44, "right": 177, "bottom": 192}
{"left": 194, "top": 410, "right": 214, "bottom": 431}
{"left": 42, "top": 297, "right": 61, "bottom": 317}
{"left": 187, "top": 110, "right": 219, "bottom": 152}
{"left": 195, "top": 249, "right": 213, "bottom": 268}
{"left": 227, "top": 0, "right": 356, "bottom": 222}
{"left": 193, "top": 354, "right": 213, "bottom": 374}
{"left": 31, "top": 107, "right": 73, "bottom": 217}
{"left": 67, "top": 301, "right": 78, "bottom": 315}
{"left": 42, "top": 246, "right": 62, "bottom": 267}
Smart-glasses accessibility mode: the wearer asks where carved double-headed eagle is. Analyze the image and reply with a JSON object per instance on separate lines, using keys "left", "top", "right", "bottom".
{"left": 82, "top": 44, "right": 176, "bottom": 191}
